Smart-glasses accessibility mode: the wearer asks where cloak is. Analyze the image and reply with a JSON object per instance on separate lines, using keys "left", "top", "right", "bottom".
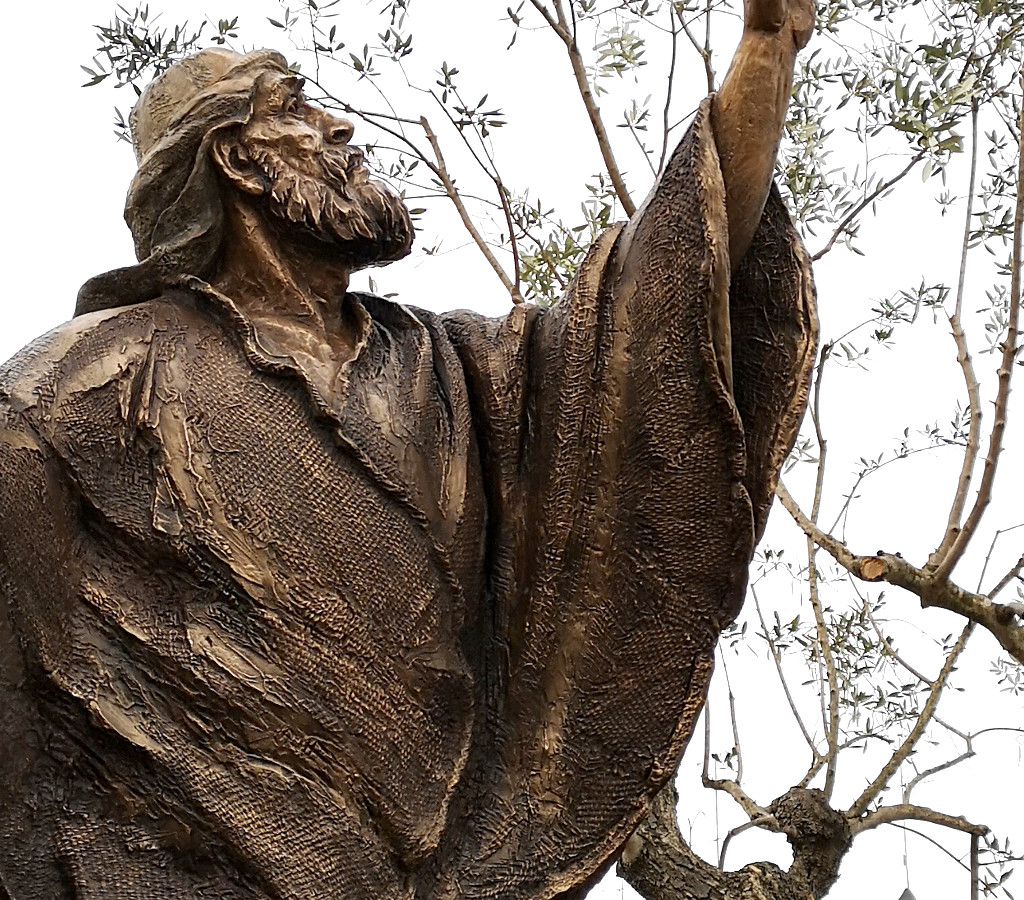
{"left": 0, "top": 101, "right": 816, "bottom": 899}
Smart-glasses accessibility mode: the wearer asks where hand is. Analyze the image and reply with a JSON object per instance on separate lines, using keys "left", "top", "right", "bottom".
{"left": 744, "top": 0, "right": 815, "bottom": 50}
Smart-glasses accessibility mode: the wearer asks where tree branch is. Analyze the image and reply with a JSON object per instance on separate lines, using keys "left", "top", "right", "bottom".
{"left": 810, "top": 152, "right": 925, "bottom": 262}
{"left": 805, "top": 349, "right": 841, "bottom": 799}
{"left": 752, "top": 585, "right": 822, "bottom": 759}
{"left": 856, "top": 582, "right": 932, "bottom": 685}
{"left": 420, "top": 116, "right": 525, "bottom": 304}
{"left": 990, "top": 551, "right": 1024, "bottom": 599}
{"left": 977, "top": 523, "right": 1024, "bottom": 592}
{"left": 721, "top": 653, "right": 744, "bottom": 783}
{"left": 426, "top": 89, "right": 524, "bottom": 300}
{"left": 676, "top": 3, "right": 716, "bottom": 96}
{"left": 659, "top": 3, "right": 680, "bottom": 173}
{"left": 929, "top": 101, "right": 983, "bottom": 573}
{"left": 853, "top": 803, "right": 987, "bottom": 837}
{"left": 847, "top": 622, "right": 973, "bottom": 818}
{"left": 532, "top": 0, "right": 637, "bottom": 215}
{"left": 904, "top": 750, "right": 975, "bottom": 802}
{"left": 702, "top": 704, "right": 769, "bottom": 822}
{"left": 702, "top": 775, "right": 769, "bottom": 822}
{"left": 719, "top": 814, "right": 779, "bottom": 869}
{"left": 775, "top": 480, "right": 1024, "bottom": 664}
{"left": 932, "top": 87, "right": 1023, "bottom": 581}
{"left": 891, "top": 823, "right": 974, "bottom": 872}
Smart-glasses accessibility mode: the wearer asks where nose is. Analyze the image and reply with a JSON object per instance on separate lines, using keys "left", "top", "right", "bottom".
{"left": 324, "top": 116, "right": 355, "bottom": 145}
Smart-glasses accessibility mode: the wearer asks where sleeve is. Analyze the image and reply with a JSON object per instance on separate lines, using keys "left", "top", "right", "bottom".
{"left": 441, "top": 96, "right": 816, "bottom": 900}
{"left": 0, "top": 414, "right": 110, "bottom": 899}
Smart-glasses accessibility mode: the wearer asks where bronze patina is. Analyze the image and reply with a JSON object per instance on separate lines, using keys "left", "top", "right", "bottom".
{"left": 0, "top": 1, "right": 816, "bottom": 897}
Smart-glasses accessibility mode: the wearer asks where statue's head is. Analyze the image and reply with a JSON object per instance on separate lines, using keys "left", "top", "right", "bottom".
{"left": 77, "top": 48, "right": 413, "bottom": 315}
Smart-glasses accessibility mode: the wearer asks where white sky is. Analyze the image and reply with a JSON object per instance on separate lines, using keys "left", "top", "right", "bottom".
{"left": 0, "top": 2, "right": 1020, "bottom": 899}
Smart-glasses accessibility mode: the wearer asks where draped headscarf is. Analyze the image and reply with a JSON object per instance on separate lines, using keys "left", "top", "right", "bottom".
{"left": 75, "top": 49, "right": 290, "bottom": 316}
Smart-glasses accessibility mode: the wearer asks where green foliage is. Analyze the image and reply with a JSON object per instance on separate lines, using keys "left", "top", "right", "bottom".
{"left": 82, "top": 0, "right": 1023, "bottom": 307}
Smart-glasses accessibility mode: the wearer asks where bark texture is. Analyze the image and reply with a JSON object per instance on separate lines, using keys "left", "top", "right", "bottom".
{"left": 620, "top": 784, "right": 851, "bottom": 900}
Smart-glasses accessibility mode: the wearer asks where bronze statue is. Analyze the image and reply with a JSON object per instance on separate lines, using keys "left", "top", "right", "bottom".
{"left": 0, "top": 0, "right": 817, "bottom": 897}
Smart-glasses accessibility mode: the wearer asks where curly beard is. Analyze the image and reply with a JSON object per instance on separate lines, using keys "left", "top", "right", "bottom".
{"left": 245, "top": 141, "right": 414, "bottom": 269}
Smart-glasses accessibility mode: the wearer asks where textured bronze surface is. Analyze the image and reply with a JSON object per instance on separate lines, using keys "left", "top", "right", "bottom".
{"left": 0, "top": 8, "right": 816, "bottom": 897}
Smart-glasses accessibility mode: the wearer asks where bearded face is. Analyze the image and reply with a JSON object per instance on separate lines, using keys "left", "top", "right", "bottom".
{"left": 234, "top": 75, "right": 414, "bottom": 269}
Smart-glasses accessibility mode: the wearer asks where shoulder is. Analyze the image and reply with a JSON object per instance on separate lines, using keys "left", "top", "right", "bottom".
{"left": 352, "top": 290, "right": 457, "bottom": 344}
{"left": 1, "top": 296, "right": 231, "bottom": 424}
{"left": 0, "top": 296, "right": 244, "bottom": 541}
{"left": 0, "top": 297, "right": 239, "bottom": 504}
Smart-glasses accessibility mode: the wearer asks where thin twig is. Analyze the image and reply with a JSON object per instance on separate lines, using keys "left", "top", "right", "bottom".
{"left": 904, "top": 750, "right": 974, "bottom": 803}
{"left": 718, "top": 814, "right": 779, "bottom": 870}
{"left": 799, "top": 732, "right": 893, "bottom": 788}
{"left": 625, "top": 116, "right": 658, "bottom": 177}
{"left": 929, "top": 101, "right": 983, "bottom": 574}
{"left": 676, "top": 4, "right": 716, "bottom": 95}
{"left": 847, "top": 622, "right": 974, "bottom": 818}
{"left": 659, "top": 4, "right": 680, "bottom": 173}
{"left": 806, "top": 347, "right": 841, "bottom": 799}
{"left": 426, "top": 89, "right": 525, "bottom": 299}
{"left": 703, "top": 0, "right": 714, "bottom": 93}
{"left": 933, "top": 86, "right": 1024, "bottom": 580}
{"left": 810, "top": 152, "right": 925, "bottom": 261}
{"left": 976, "top": 523, "right": 1024, "bottom": 592}
{"left": 857, "top": 583, "right": 932, "bottom": 685}
{"left": 968, "top": 725, "right": 1024, "bottom": 739}
{"left": 701, "top": 705, "right": 768, "bottom": 822}
{"left": 752, "top": 585, "right": 821, "bottom": 757}
{"left": 934, "top": 714, "right": 971, "bottom": 742}
{"left": 532, "top": 0, "right": 637, "bottom": 215}
{"left": 495, "top": 179, "right": 523, "bottom": 297}
{"left": 721, "top": 652, "right": 743, "bottom": 784}
{"left": 420, "top": 116, "right": 525, "bottom": 304}
{"left": 307, "top": 6, "right": 322, "bottom": 85}
{"left": 333, "top": 104, "right": 524, "bottom": 284}
{"left": 990, "top": 552, "right": 1024, "bottom": 599}
{"left": 827, "top": 428, "right": 962, "bottom": 536}
{"left": 891, "top": 824, "right": 974, "bottom": 873}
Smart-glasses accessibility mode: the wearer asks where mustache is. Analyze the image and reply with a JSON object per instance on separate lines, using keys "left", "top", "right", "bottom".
{"left": 320, "top": 148, "right": 365, "bottom": 185}
{"left": 245, "top": 142, "right": 413, "bottom": 264}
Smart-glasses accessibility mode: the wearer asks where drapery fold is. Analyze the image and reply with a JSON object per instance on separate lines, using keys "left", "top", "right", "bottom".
{"left": 0, "top": 98, "right": 815, "bottom": 900}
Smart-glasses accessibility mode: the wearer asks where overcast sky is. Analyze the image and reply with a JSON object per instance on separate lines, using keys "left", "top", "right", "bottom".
{"left": 1, "top": 3, "right": 1020, "bottom": 899}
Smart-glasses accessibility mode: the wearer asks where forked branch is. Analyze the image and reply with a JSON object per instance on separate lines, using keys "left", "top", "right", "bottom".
{"left": 775, "top": 481, "right": 1024, "bottom": 664}
{"left": 847, "top": 622, "right": 973, "bottom": 818}
{"left": 931, "top": 87, "right": 1023, "bottom": 581}
{"left": 928, "top": 102, "right": 982, "bottom": 573}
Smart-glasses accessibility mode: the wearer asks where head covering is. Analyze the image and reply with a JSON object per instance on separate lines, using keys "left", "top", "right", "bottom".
{"left": 75, "top": 49, "right": 290, "bottom": 316}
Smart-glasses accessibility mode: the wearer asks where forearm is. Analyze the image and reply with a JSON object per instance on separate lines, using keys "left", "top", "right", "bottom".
{"left": 711, "top": 29, "right": 800, "bottom": 271}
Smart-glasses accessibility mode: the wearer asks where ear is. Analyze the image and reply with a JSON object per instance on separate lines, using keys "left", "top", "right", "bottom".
{"left": 210, "top": 132, "right": 267, "bottom": 197}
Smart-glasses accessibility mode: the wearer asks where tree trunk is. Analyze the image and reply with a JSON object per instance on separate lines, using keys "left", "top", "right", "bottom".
{"left": 618, "top": 784, "right": 851, "bottom": 900}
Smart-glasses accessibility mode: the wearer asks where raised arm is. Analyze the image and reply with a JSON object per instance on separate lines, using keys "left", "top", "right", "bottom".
{"left": 712, "top": 0, "right": 815, "bottom": 270}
